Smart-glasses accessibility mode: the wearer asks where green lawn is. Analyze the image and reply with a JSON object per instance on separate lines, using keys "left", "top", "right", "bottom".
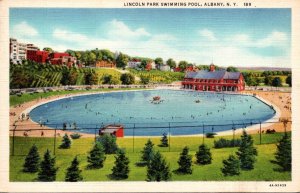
{"left": 10, "top": 132, "right": 291, "bottom": 181}
{"left": 10, "top": 87, "right": 147, "bottom": 107}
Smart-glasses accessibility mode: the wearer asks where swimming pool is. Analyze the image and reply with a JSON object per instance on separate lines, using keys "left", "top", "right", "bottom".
{"left": 29, "top": 90, "right": 276, "bottom": 136}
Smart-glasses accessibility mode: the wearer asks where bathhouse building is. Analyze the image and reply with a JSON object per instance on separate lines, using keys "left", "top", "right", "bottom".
{"left": 182, "top": 64, "right": 245, "bottom": 92}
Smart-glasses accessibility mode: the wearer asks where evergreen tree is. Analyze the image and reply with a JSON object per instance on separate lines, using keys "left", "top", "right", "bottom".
{"left": 195, "top": 144, "right": 212, "bottom": 165}
{"left": 141, "top": 139, "right": 155, "bottom": 165}
{"left": 65, "top": 156, "right": 83, "bottom": 182}
{"left": 87, "top": 143, "right": 106, "bottom": 169}
{"left": 111, "top": 149, "right": 130, "bottom": 180}
{"left": 159, "top": 133, "right": 168, "bottom": 147}
{"left": 37, "top": 149, "right": 58, "bottom": 181}
{"left": 236, "top": 130, "right": 257, "bottom": 170}
{"left": 59, "top": 133, "right": 71, "bottom": 149}
{"left": 221, "top": 155, "right": 241, "bottom": 176}
{"left": 23, "top": 144, "right": 40, "bottom": 173}
{"left": 147, "top": 151, "right": 171, "bottom": 181}
{"left": 177, "top": 146, "right": 192, "bottom": 174}
{"left": 97, "top": 134, "right": 119, "bottom": 154}
{"left": 274, "top": 133, "right": 291, "bottom": 171}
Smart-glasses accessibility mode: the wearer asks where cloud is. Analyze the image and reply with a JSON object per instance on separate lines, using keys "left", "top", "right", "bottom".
{"left": 199, "top": 29, "right": 217, "bottom": 41}
{"left": 232, "top": 31, "right": 288, "bottom": 48}
{"left": 108, "top": 19, "right": 151, "bottom": 39}
{"left": 12, "top": 21, "right": 38, "bottom": 38}
{"left": 53, "top": 29, "right": 88, "bottom": 42}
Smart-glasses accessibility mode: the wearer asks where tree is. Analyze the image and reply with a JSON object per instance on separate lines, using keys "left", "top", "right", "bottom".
{"left": 61, "top": 68, "right": 70, "bottom": 85}
{"left": 221, "top": 155, "right": 240, "bottom": 176}
{"left": 102, "top": 74, "right": 121, "bottom": 85}
{"left": 59, "top": 133, "right": 71, "bottom": 149}
{"left": 166, "top": 58, "right": 176, "bottom": 69}
{"left": 111, "top": 149, "right": 130, "bottom": 180}
{"left": 154, "top": 57, "right": 163, "bottom": 66}
{"left": 120, "top": 73, "right": 135, "bottom": 85}
{"left": 140, "top": 139, "right": 155, "bottom": 165}
{"left": 116, "top": 53, "right": 129, "bottom": 68}
{"left": 159, "top": 133, "right": 168, "bottom": 147}
{"left": 85, "top": 70, "right": 98, "bottom": 85}
{"left": 226, "top": 66, "right": 239, "bottom": 72}
{"left": 264, "top": 76, "right": 273, "bottom": 86}
{"left": 43, "top": 47, "right": 53, "bottom": 53}
{"left": 147, "top": 151, "right": 171, "bottom": 181}
{"left": 274, "top": 133, "right": 291, "bottom": 171}
{"left": 177, "top": 146, "right": 192, "bottom": 174}
{"left": 178, "top": 61, "right": 188, "bottom": 71}
{"left": 272, "top": 77, "right": 282, "bottom": 87}
{"left": 97, "top": 134, "right": 119, "bottom": 154}
{"left": 286, "top": 74, "right": 292, "bottom": 87}
{"left": 87, "top": 143, "right": 106, "bottom": 169}
{"left": 23, "top": 144, "right": 40, "bottom": 173}
{"left": 65, "top": 156, "right": 83, "bottom": 182}
{"left": 88, "top": 52, "right": 97, "bottom": 66}
{"left": 69, "top": 70, "right": 78, "bottom": 85}
{"left": 37, "top": 149, "right": 58, "bottom": 181}
{"left": 140, "top": 75, "right": 150, "bottom": 84}
{"left": 195, "top": 144, "right": 212, "bottom": 165}
{"left": 236, "top": 130, "right": 257, "bottom": 170}
{"left": 65, "top": 49, "right": 75, "bottom": 57}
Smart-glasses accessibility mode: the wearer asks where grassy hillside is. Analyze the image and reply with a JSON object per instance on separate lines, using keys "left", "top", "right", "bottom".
{"left": 10, "top": 132, "right": 291, "bottom": 181}
{"left": 129, "top": 69, "right": 184, "bottom": 84}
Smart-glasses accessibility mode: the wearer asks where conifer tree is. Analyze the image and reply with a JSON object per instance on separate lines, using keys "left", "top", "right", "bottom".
{"left": 59, "top": 133, "right": 71, "bottom": 149}
{"left": 147, "top": 151, "right": 171, "bottom": 181}
{"left": 38, "top": 149, "right": 58, "bottom": 181}
{"left": 65, "top": 156, "right": 83, "bottom": 182}
{"left": 141, "top": 139, "right": 155, "bottom": 165}
{"left": 195, "top": 144, "right": 212, "bottom": 165}
{"left": 275, "top": 133, "right": 291, "bottom": 171}
{"left": 221, "top": 155, "right": 240, "bottom": 176}
{"left": 97, "top": 134, "right": 118, "bottom": 154}
{"left": 236, "top": 130, "right": 257, "bottom": 170}
{"left": 160, "top": 132, "right": 168, "bottom": 147}
{"left": 111, "top": 149, "right": 130, "bottom": 180}
{"left": 87, "top": 143, "right": 106, "bottom": 169}
{"left": 23, "top": 144, "right": 40, "bottom": 173}
{"left": 177, "top": 146, "right": 192, "bottom": 174}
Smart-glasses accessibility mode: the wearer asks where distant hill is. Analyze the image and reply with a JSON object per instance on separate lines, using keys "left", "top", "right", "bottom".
{"left": 237, "top": 67, "right": 291, "bottom": 72}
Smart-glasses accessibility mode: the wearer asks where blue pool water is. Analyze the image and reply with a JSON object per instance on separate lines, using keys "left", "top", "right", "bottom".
{"left": 30, "top": 90, "right": 276, "bottom": 136}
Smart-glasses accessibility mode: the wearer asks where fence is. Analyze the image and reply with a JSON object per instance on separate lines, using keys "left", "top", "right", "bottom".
{"left": 9, "top": 118, "right": 291, "bottom": 156}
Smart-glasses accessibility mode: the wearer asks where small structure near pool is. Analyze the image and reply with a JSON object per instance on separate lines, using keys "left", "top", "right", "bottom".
{"left": 99, "top": 124, "right": 124, "bottom": 137}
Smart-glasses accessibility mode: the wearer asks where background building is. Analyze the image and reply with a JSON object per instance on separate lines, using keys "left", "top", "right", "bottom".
{"left": 10, "top": 38, "right": 27, "bottom": 64}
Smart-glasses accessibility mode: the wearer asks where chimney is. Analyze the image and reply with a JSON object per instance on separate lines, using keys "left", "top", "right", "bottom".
{"left": 209, "top": 63, "right": 215, "bottom": 72}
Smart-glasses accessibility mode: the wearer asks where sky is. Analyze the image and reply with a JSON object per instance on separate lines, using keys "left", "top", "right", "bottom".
{"left": 10, "top": 8, "right": 291, "bottom": 68}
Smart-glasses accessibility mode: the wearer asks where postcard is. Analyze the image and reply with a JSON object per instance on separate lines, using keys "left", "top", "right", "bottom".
{"left": 0, "top": 0, "right": 299, "bottom": 192}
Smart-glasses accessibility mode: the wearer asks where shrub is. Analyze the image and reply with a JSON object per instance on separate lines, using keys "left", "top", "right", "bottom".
{"left": 195, "top": 144, "right": 212, "bottom": 165}
{"left": 236, "top": 131, "right": 257, "bottom": 170}
{"left": 214, "top": 138, "right": 241, "bottom": 148}
{"left": 37, "top": 149, "right": 58, "bottom": 181}
{"left": 159, "top": 133, "right": 169, "bottom": 147}
{"left": 274, "top": 133, "right": 291, "bottom": 171}
{"left": 176, "top": 146, "right": 192, "bottom": 174}
{"left": 97, "top": 134, "right": 119, "bottom": 154}
{"left": 206, "top": 132, "right": 217, "bottom": 138}
{"left": 87, "top": 143, "right": 106, "bottom": 169}
{"left": 70, "top": 133, "right": 82, "bottom": 139}
{"left": 120, "top": 73, "right": 135, "bottom": 85}
{"left": 111, "top": 149, "right": 130, "bottom": 180}
{"left": 221, "top": 155, "right": 240, "bottom": 176}
{"left": 147, "top": 151, "right": 171, "bottom": 181}
{"left": 266, "top": 129, "right": 276, "bottom": 134}
{"left": 65, "top": 156, "right": 83, "bottom": 182}
{"left": 59, "top": 134, "right": 71, "bottom": 149}
{"left": 23, "top": 144, "right": 40, "bottom": 173}
{"left": 140, "top": 139, "right": 155, "bottom": 166}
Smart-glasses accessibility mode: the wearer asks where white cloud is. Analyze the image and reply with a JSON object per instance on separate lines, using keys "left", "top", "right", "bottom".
{"left": 232, "top": 31, "right": 288, "bottom": 48}
{"left": 53, "top": 29, "right": 88, "bottom": 42}
{"left": 108, "top": 19, "right": 151, "bottom": 39}
{"left": 12, "top": 21, "right": 38, "bottom": 38}
{"left": 199, "top": 29, "right": 217, "bottom": 41}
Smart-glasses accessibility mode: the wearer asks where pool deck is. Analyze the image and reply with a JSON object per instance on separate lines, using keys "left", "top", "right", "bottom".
{"left": 9, "top": 89, "right": 291, "bottom": 138}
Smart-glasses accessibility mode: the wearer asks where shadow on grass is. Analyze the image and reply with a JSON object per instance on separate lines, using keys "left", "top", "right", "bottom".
{"left": 135, "top": 162, "right": 147, "bottom": 167}
{"left": 269, "top": 160, "right": 291, "bottom": 172}
{"left": 107, "top": 174, "right": 128, "bottom": 181}
{"left": 172, "top": 169, "right": 192, "bottom": 175}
